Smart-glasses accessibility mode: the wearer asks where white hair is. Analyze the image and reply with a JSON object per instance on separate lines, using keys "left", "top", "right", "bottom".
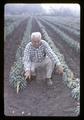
{"left": 31, "top": 32, "right": 41, "bottom": 40}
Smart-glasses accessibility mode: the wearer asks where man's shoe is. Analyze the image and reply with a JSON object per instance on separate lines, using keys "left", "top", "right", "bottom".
{"left": 46, "top": 78, "right": 53, "bottom": 86}
{"left": 26, "top": 75, "right": 36, "bottom": 82}
{"left": 31, "top": 75, "right": 36, "bottom": 81}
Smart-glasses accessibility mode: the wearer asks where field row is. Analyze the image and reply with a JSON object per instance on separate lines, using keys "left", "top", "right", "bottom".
{"left": 38, "top": 18, "right": 80, "bottom": 54}
{"left": 9, "top": 17, "right": 32, "bottom": 92}
{"left": 40, "top": 17, "right": 80, "bottom": 41}
{"left": 40, "top": 16, "right": 80, "bottom": 31}
{"left": 4, "top": 16, "right": 28, "bottom": 40}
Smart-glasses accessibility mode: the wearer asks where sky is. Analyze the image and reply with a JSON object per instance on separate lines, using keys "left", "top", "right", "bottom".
{"left": 5, "top": 3, "right": 80, "bottom": 10}
{"left": 5, "top": 3, "right": 80, "bottom": 14}
{"left": 41, "top": 3, "right": 80, "bottom": 13}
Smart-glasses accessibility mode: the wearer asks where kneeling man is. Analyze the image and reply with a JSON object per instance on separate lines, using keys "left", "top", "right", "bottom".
{"left": 23, "top": 32, "right": 63, "bottom": 86}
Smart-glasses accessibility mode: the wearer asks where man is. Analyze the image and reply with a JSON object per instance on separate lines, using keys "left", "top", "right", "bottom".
{"left": 23, "top": 32, "right": 63, "bottom": 86}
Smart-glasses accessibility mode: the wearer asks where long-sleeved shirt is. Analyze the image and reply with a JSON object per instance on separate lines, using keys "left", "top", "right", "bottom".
{"left": 23, "top": 40, "right": 61, "bottom": 71}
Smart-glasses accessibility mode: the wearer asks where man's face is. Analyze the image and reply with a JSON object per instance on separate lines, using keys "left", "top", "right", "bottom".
{"left": 32, "top": 37, "right": 41, "bottom": 48}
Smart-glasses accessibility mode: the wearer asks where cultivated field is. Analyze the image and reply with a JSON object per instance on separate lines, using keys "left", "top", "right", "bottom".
{"left": 4, "top": 15, "right": 80, "bottom": 116}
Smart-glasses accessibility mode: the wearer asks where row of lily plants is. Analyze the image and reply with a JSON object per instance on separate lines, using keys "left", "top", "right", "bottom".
{"left": 9, "top": 17, "right": 32, "bottom": 93}
{"left": 42, "top": 17, "right": 80, "bottom": 37}
{"left": 35, "top": 18, "right": 80, "bottom": 115}
{"left": 4, "top": 17, "right": 27, "bottom": 40}
{"left": 55, "top": 16, "right": 80, "bottom": 31}
{"left": 41, "top": 16, "right": 80, "bottom": 31}
{"left": 38, "top": 18, "right": 80, "bottom": 54}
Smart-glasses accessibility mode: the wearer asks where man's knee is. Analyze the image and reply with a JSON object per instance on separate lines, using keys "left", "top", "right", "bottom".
{"left": 30, "top": 67, "right": 36, "bottom": 76}
{"left": 30, "top": 63, "right": 36, "bottom": 73}
{"left": 46, "top": 58, "right": 55, "bottom": 68}
{"left": 46, "top": 57, "right": 52, "bottom": 65}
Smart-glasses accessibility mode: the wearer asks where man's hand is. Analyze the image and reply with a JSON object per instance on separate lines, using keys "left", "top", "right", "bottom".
{"left": 56, "top": 65, "right": 64, "bottom": 75}
{"left": 24, "top": 70, "right": 31, "bottom": 80}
